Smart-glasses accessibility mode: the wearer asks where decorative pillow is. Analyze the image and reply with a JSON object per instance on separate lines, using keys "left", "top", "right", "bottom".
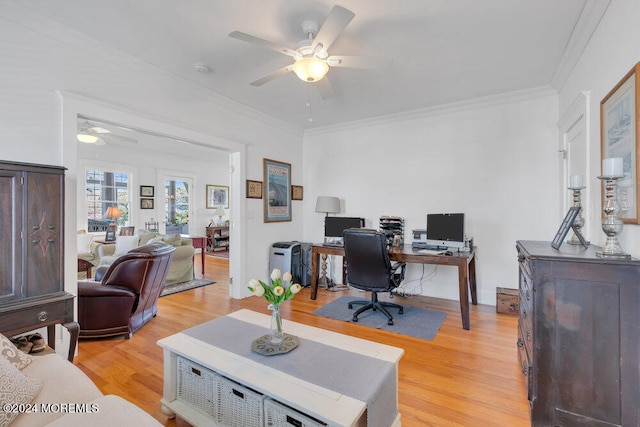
{"left": 162, "top": 233, "right": 183, "bottom": 246}
{"left": 0, "top": 333, "right": 33, "bottom": 370}
{"left": 0, "top": 357, "right": 43, "bottom": 426}
{"left": 114, "top": 235, "right": 139, "bottom": 255}
{"left": 77, "top": 233, "right": 94, "bottom": 254}
{"left": 148, "top": 236, "right": 164, "bottom": 244}
{"left": 137, "top": 229, "right": 157, "bottom": 246}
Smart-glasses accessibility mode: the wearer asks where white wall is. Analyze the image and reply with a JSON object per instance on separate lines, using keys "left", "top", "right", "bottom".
{"left": 303, "top": 90, "right": 560, "bottom": 305}
{"left": 559, "top": 0, "right": 640, "bottom": 257}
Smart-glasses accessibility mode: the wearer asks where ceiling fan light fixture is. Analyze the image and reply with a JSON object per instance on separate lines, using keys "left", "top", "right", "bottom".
{"left": 77, "top": 133, "right": 98, "bottom": 144}
{"left": 293, "top": 57, "right": 329, "bottom": 82}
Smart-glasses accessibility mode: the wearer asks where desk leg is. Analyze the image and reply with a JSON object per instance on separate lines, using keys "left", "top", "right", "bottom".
{"left": 311, "top": 249, "right": 319, "bottom": 300}
{"left": 458, "top": 263, "right": 470, "bottom": 330}
{"left": 63, "top": 321, "right": 79, "bottom": 363}
{"left": 469, "top": 256, "right": 477, "bottom": 305}
{"left": 200, "top": 249, "right": 205, "bottom": 275}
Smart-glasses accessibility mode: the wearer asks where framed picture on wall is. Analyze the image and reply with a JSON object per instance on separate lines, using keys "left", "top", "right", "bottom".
{"left": 601, "top": 62, "right": 640, "bottom": 224}
{"left": 207, "top": 184, "right": 229, "bottom": 209}
{"left": 140, "top": 185, "right": 154, "bottom": 197}
{"left": 291, "top": 185, "right": 303, "bottom": 201}
{"left": 246, "top": 180, "right": 262, "bottom": 199}
{"left": 263, "top": 158, "right": 291, "bottom": 222}
{"left": 140, "top": 198, "right": 154, "bottom": 209}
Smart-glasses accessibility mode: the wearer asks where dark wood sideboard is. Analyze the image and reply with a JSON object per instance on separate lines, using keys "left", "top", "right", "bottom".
{"left": 516, "top": 240, "right": 640, "bottom": 426}
{"left": 0, "top": 160, "right": 78, "bottom": 362}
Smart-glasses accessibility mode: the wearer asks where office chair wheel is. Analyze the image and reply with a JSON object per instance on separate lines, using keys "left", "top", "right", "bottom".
{"left": 352, "top": 315, "right": 358, "bottom": 322}
{"left": 348, "top": 303, "right": 354, "bottom": 309}
{"left": 399, "top": 308, "right": 404, "bottom": 314}
{"left": 388, "top": 319, "right": 394, "bottom": 326}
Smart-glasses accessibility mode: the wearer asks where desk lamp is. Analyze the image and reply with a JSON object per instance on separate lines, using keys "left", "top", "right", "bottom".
{"left": 214, "top": 206, "right": 226, "bottom": 226}
{"left": 105, "top": 206, "right": 122, "bottom": 234}
{"left": 315, "top": 197, "right": 340, "bottom": 288}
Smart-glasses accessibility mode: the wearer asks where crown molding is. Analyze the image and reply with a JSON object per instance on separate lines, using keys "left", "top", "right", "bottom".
{"left": 551, "top": 0, "right": 611, "bottom": 92}
{"left": 305, "top": 86, "right": 558, "bottom": 137}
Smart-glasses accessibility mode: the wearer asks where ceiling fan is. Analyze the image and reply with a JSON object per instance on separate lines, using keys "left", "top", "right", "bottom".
{"left": 229, "top": 5, "right": 392, "bottom": 98}
{"left": 77, "top": 120, "right": 137, "bottom": 146}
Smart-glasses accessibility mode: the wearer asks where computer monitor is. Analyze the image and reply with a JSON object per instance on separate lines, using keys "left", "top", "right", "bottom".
{"left": 324, "top": 217, "right": 364, "bottom": 238}
{"left": 426, "top": 213, "right": 465, "bottom": 249}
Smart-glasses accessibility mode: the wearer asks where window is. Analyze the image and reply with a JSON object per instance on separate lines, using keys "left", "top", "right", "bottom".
{"left": 165, "top": 178, "right": 190, "bottom": 235}
{"left": 85, "top": 169, "right": 130, "bottom": 232}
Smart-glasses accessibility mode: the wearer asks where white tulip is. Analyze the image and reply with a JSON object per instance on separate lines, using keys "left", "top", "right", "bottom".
{"left": 271, "top": 268, "right": 281, "bottom": 281}
{"left": 249, "top": 278, "right": 260, "bottom": 290}
{"left": 253, "top": 285, "right": 265, "bottom": 297}
{"left": 273, "top": 286, "right": 284, "bottom": 296}
{"left": 283, "top": 272, "right": 292, "bottom": 283}
{"left": 290, "top": 283, "right": 302, "bottom": 294}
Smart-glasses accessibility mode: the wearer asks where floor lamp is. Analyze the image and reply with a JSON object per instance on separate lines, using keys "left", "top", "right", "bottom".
{"left": 315, "top": 196, "right": 340, "bottom": 288}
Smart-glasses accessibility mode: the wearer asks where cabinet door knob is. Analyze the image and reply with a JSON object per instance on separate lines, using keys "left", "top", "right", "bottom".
{"left": 517, "top": 338, "right": 524, "bottom": 348}
{"left": 32, "top": 225, "right": 40, "bottom": 230}
{"left": 32, "top": 239, "right": 40, "bottom": 244}
{"left": 47, "top": 238, "right": 55, "bottom": 243}
{"left": 37, "top": 311, "right": 48, "bottom": 322}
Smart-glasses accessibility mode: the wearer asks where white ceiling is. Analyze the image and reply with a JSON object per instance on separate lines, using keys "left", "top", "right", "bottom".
{"left": 19, "top": 0, "right": 596, "bottom": 130}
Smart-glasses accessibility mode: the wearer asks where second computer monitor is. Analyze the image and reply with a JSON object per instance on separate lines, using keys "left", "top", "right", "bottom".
{"left": 324, "top": 216, "right": 364, "bottom": 240}
{"left": 426, "top": 213, "right": 465, "bottom": 249}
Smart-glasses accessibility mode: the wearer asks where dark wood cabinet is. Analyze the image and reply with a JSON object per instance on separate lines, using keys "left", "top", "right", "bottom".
{"left": 0, "top": 160, "right": 78, "bottom": 362}
{"left": 516, "top": 240, "right": 640, "bottom": 427}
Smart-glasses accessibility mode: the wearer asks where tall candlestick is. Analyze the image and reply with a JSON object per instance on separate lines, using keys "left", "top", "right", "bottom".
{"left": 570, "top": 174, "right": 584, "bottom": 188}
{"left": 602, "top": 157, "right": 623, "bottom": 176}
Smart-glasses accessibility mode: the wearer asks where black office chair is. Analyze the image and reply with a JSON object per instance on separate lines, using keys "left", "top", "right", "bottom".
{"left": 343, "top": 229, "right": 406, "bottom": 325}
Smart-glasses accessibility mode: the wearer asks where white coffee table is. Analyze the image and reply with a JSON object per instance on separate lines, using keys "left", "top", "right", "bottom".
{"left": 158, "top": 309, "right": 403, "bottom": 426}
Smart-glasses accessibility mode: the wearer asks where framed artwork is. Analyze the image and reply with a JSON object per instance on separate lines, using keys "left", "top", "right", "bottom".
{"left": 551, "top": 207, "right": 587, "bottom": 250}
{"left": 246, "top": 180, "right": 262, "bottom": 199}
{"left": 105, "top": 231, "right": 116, "bottom": 242}
{"left": 140, "top": 198, "right": 154, "bottom": 209}
{"left": 263, "top": 158, "right": 291, "bottom": 222}
{"left": 601, "top": 62, "right": 640, "bottom": 224}
{"left": 291, "top": 185, "right": 303, "bottom": 201}
{"left": 119, "top": 226, "right": 135, "bottom": 236}
{"left": 140, "top": 185, "right": 154, "bottom": 197}
{"left": 207, "top": 184, "right": 229, "bottom": 209}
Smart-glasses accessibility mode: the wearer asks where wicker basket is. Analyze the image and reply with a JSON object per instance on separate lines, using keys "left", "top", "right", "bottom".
{"left": 177, "top": 356, "right": 217, "bottom": 418}
{"left": 216, "top": 375, "right": 264, "bottom": 426}
{"left": 264, "top": 398, "right": 328, "bottom": 427}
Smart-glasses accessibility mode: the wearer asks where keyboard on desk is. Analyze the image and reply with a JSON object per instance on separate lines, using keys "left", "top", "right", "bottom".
{"left": 322, "top": 243, "right": 344, "bottom": 248}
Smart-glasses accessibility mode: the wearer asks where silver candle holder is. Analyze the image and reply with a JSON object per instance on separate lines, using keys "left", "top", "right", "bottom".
{"left": 566, "top": 186, "right": 589, "bottom": 246}
{"left": 596, "top": 175, "right": 630, "bottom": 259}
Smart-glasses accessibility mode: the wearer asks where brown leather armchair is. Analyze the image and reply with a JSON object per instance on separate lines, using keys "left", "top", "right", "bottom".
{"left": 78, "top": 242, "right": 175, "bottom": 339}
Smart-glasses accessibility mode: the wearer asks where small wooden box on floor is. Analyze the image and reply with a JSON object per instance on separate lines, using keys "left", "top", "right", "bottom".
{"left": 496, "top": 287, "right": 519, "bottom": 315}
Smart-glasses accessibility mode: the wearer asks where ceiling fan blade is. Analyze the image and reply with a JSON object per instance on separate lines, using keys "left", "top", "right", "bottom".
{"left": 229, "top": 31, "right": 298, "bottom": 58}
{"left": 316, "top": 76, "right": 335, "bottom": 100}
{"left": 312, "top": 5, "right": 355, "bottom": 53}
{"left": 250, "top": 65, "right": 293, "bottom": 87}
{"left": 327, "top": 55, "right": 393, "bottom": 70}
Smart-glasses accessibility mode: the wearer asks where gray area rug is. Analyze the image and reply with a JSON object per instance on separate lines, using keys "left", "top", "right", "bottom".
{"left": 313, "top": 295, "right": 446, "bottom": 340}
{"left": 160, "top": 279, "right": 215, "bottom": 297}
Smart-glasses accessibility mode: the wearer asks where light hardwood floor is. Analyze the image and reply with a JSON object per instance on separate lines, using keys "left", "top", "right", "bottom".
{"left": 74, "top": 255, "right": 530, "bottom": 426}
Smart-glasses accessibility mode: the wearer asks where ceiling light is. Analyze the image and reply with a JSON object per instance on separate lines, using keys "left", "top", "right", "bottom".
{"left": 77, "top": 133, "right": 98, "bottom": 143}
{"left": 292, "top": 57, "right": 329, "bottom": 82}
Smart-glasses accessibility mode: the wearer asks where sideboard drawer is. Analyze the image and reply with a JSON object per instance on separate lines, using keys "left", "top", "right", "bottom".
{"left": 0, "top": 294, "right": 73, "bottom": 336}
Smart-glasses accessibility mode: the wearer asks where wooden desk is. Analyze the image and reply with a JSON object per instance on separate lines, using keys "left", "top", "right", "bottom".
{"left": 186, "top": 235, "right": 207, "bottom": 275}
{"left": 311, "top": 244, "right": 478, "bottom": 330}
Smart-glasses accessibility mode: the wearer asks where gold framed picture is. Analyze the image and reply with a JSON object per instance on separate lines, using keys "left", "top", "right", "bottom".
{"left": 291, "top": 185, "right": 303, "bottom": 200}
{"left": 246, "top": 180, "right": 262, "bottom": 199}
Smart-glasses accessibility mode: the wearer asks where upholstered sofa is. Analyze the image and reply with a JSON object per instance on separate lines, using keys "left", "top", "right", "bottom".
{"left": 97, "top": 230, "right": 194, "bottom": 285}
{"left": 1, "top": 334, "right": 160, "bottom": 427}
